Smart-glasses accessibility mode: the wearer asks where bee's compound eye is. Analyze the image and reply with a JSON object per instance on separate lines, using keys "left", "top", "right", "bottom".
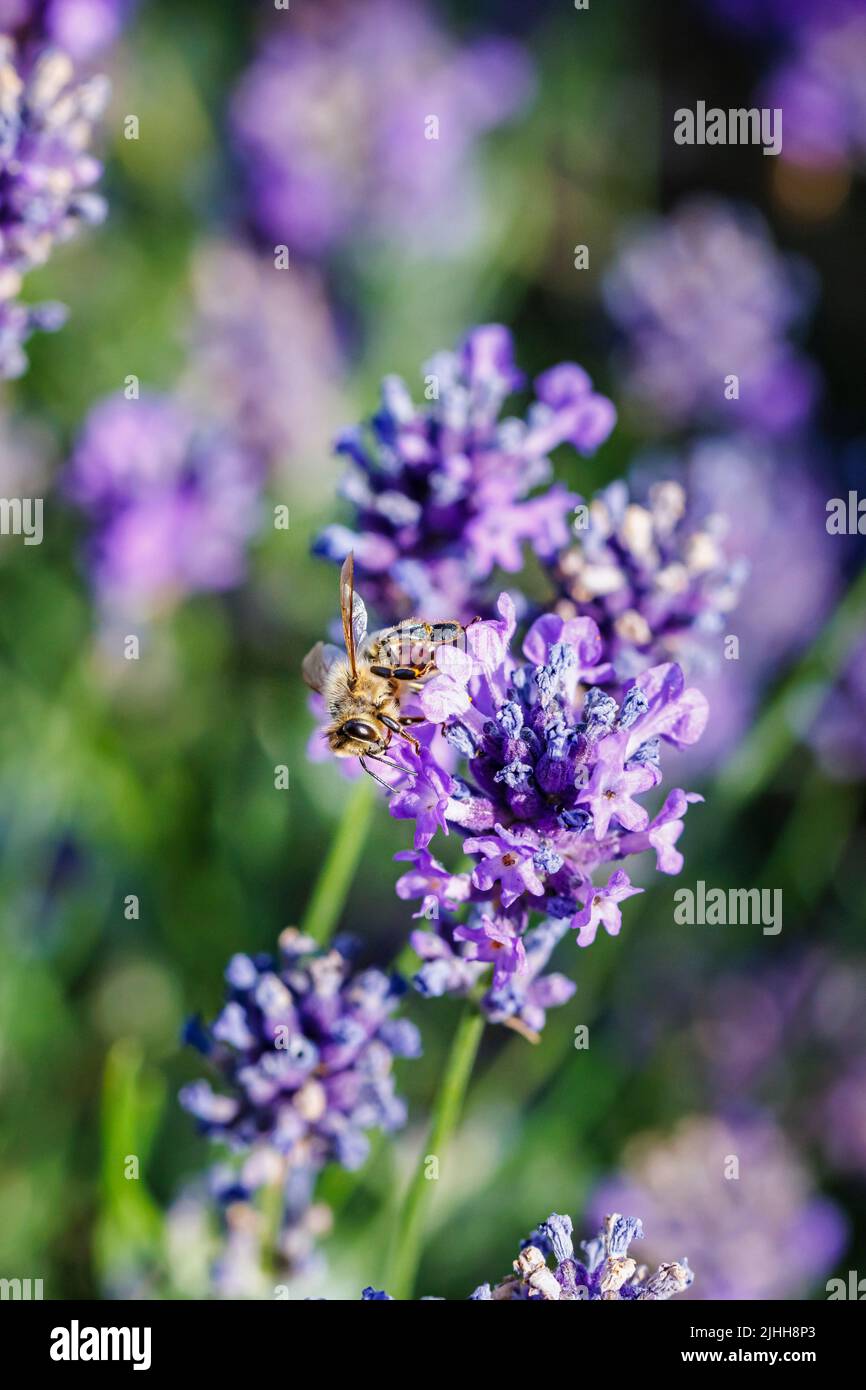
{"left": 341, "top": 719, "right": 380, "bottom": 744}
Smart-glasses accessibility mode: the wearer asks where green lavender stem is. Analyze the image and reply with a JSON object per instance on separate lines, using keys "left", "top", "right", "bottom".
{"left": 299, "top": 776, "right": 376, "bottom": 944}
{"left": 386, "top": 1002, "right": 485, "bottom": 1299}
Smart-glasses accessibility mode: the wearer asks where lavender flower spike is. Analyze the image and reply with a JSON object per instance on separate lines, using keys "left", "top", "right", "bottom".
{"left": 0, "top": 2, "right": 136, "bottom": 62}
{"left": 0, "top": 39, "right": 109, "bottom": 376}
{"left": 503, "top": 1211, "right": 692, "bottom": 1300}
{"left": 180, "top": 929, "right": 421, "bottom": 1176}
{"left": 400, "top": 597, "right": 707, "bottom": 947}
{"left": 604, "top": 197, "right": 819, "bottom": 435}
{"left": 553, "top": 478, "right": 747, "bottom": 681}
{"left": 352, "top": 1212, "right": 693, "bottom": 1300}
{"left": 65, "top": 391, "right": 264, "bottom": 618}
{"left": 314, "top": 325, "right": 616, "bottom": 623}
{"left": 230, "top": 0, "right": 533, "bottom": 260}
{"left": 396, "top": 598, "right": 706, "bottom": 1038}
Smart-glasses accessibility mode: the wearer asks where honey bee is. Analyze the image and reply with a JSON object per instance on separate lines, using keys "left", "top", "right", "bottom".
{"left": 302, "top": 554, "right": 468, "bottom": 788}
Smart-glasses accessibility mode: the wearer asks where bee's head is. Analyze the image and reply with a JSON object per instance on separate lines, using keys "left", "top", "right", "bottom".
{"left": 326, "top": 717, "right": 388, "bottom": 758}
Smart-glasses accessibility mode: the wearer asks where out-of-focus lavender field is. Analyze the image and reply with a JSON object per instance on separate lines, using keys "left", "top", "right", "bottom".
{"left": 0, "top": 0, "right": 864, "bottom": 1301}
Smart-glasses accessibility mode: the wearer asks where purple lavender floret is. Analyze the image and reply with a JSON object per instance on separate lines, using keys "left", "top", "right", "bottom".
{"left": 314, "top": 324, "right": 616, "bottom": 622}
{"left": 480, "top": 917, "right": 576, "bottom": 1035}
{"left": 358, "top": 1213, "right": 693, "bottom": 1300}
{"left": 604, "top": 198, "right": 819, "bottom": 435}
{"left": 180, "top": 928, "right": 421, "bottom": 1175}
{"left": 409, "top": 908, "right": 575, "bottom": 1043}
{"left": 0, "top": 39, "right": 108, "bottom": 376}
{"left": 0, "top": 1, "right": 135, "bottom": 60}
{"left": 65, "top": 391, "right": 264, "bottom": 617}
{"left": 553, "top": 477, "right": 747, "bottom": 680}
{"left": 395, "top": 595, "right": 707, "bottom": 947}
{"left": 230, "top": 0, "right": 533, "bottom": 260}
{"left": 503, "top": 1211, "right": 693, "bottom": 1301}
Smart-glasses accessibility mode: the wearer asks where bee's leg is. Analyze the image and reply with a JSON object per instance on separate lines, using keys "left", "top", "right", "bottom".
{"left": 380, "top": 713, "right": 421, "bottom": 754}
{"left": 398, "top": 716, "right": 427, "bottom": 726}
{"left": 396, "top": 727, "right": 421, "bottom": 754}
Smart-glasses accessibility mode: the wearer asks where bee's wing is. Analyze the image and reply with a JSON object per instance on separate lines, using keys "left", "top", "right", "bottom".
{"left": 302, "top": 641, "right": 344, "bottom": 694}
{"left": 352, "top": 591, "right": 369, "bottom": 652}
{"left": 339, "top": 552, "right": 367, "bottom": 679}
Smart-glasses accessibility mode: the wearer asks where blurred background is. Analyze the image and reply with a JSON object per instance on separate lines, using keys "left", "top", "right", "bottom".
{"left": 1, "top": 0, "right": 865, "bottom": 1299}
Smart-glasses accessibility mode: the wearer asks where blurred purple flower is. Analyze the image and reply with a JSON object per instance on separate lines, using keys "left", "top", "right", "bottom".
{"left": 671, "top": 434, "right": 841, "bottom": 770}
{"left": 181, "top": 928, "right": 421, "bottom": 1176}
{"left": 0, "top": 1, "right": 134, "bottom": 60}
{"left": 230, "top": 0, "right": 533, "bottom": 260}
{"left": 821, "top": 1065, "right": 866, "bottom": 1176}
{"left": 65, "top": 391, "right": 264, "bottom": 617}
{"left": 699, "top": 1, "right": 866, "bottom": 171}
{"left": 0, "top": 299, "right": 67, "bottom": 378}
{"left": 166, "top": 1155, "right": 333, "bottom": 1298}
{"left": 314, "top": 324, "right": 615, "bottom": 622}
{"left": 763, "top": 10, "right": 866, "bottom": 170}
{"left": 604, "top": 198, "right": 819, "bottom": 435}
{"left": 592, "top": 1114, "right": 847, "bottom": 1300}
{"left": 185, "top": 240, "right": 347, "bottom": 486}
{"left": 689, "top": 949, "right": 866, "bottom": 1179}
{"left": 0, "top": 40, "right": 108, "bottom": 376}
